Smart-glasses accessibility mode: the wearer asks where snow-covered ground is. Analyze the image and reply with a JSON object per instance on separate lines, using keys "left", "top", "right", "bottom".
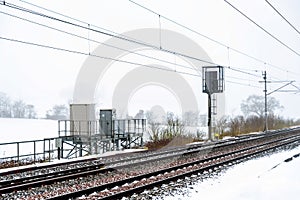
{"left": 0, "top": 118, "right": 57, "bottom": 143}
{"left": 164, "top": 145, "right": 300, "bottom": 200}
{"left": 0, "top": 118, "right": 58, "bottom": 159}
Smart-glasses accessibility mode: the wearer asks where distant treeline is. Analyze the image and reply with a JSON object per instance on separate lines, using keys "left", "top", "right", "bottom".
{"left": 0, "top": 92, "right": 36, "bottom": 118}
{"left": 0, "top": 92, "right": 69, "bottom": 120}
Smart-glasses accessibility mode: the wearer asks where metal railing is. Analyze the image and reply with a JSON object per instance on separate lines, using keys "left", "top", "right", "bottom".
{"left": 0, "top": 138, "right": 58, "bottom": 163}
{"left": 58, "top": 119, "right": 146, "bottom": 138}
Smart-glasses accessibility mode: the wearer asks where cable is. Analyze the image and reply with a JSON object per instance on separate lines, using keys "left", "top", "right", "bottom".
{"left": 291, "top": 83, "right": 300, "bottom": 92}
{"left": 20, "top": 0, "right": 298, "bottom": 80}
{"left": 16, "top": 0, "right": 297, "bottom": 76}
{"left": 3, "top": 1, "right": 296, "bottom": 85}
{"left": 2, "top": 2, "right": 298, "bottom": 100}
{"left": 19, "top": 0, "right": 150, "bottom": 46}
{"left": 261, "top": 73, "right": 300, "bottom": 94}
{"left": 265, "top": 0, "right": 300, "bottom": 35}
{"left": 0, "top": 10, "right": 197, "bottom": 72}
{"left": 0, "top": 1, "right": 217, "bottom": 66}
{"left": 0, "top": 1, "right": 262, "bottom": 79}
{"left": 0, "top": 35, "right": 267, "bottom": 90}
{"left": 227, "top": 66, "right": 261, "bottom": 78}
{"left": 267, "top": 81, "right": 295, "bottom": 95}
{"left": 227, "top": 75, "right": 259, "bottom": 82}
{"left": 0, "top": 35, "right": 202, "bottom": 78}
{"left": 129, "top": 0, "right": 299, "bottom": 74}
{"left": 226, "top": 80, "right": 262, "bottom": 88}
{"left": 224, "top": 0, "right": 300, "bottom": 57}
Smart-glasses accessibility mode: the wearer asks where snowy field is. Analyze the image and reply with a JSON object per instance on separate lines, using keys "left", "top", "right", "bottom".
{"left": 0, "top": 118, "right": 57, "bottom": 143}
{"left": 0, "top": 118, "right": 58, "bottom": 159}
{"left": 164, "top": 145, "right": 300, "bottom": 200}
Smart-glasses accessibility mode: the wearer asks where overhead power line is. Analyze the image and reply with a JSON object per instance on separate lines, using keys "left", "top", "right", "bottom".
{"left": 19, "top": 0, "right": 150, "bottom": 46}
{"left": 0, "top": 7, "right": 253, "bottom": 78}
{"left": 0, "top": 35, "right": 200, "bottom": 77}
{"left": 227, "top": 75, "right": 259, "bottom": 82}
{"left": 224, "top": 0, "right": 300, "bottom": 57}
{"left": 128, "top": 0, "right": 299, "bottom": 74}
{"left": 267, "top": 81, "right": 295, "bottom": 95}
{"left": 2, "top": 0, "right": 298, "bottom": 88}
{"left": 265, "top": 0, "right": 300, "bottom": 35}
{"left": 0, "top": 10, "right": 196, "bottom": 72}
{"left": 0, "top": 2, "right": 217, "bottom": 65}
{"left": 0, "top": 1, "right": 297, "bottom": 92}
{"left": 226, "top": 80, "right": 261, "bottom": 88}
{"left": 0, "top": 1, "right": 262, "bottom": 79}
{"left": 0, "top": 35, "right": 263, "bottom": 88}
{"left": 17, "top": 0, "right": 299, "bottom": 76}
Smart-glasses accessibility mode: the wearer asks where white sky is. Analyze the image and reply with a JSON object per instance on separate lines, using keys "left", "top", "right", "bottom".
{"left": 0, "top": 0, "right": 300, "bottom": 118}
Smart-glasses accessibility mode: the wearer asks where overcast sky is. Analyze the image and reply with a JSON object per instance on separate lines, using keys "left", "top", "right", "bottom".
{"left": 0, "top": 0, "right": 299, "bottom": 119}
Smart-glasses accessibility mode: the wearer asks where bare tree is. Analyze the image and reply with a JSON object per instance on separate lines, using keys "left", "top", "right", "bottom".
{"left": 12, "top": 100, "right": 26, "bottom": 118}
{"left": 228, "top": 115, "right": 245, "bottom": 136}
{"left": 25, "top": 104, "right": 37, "bottom": 119}
{"left": 46, "top": 104, "right": 69, "bottom": 120}
{"left": 162, "top": 112, "right": 185, "bottom": 138}
{"left": 0, "top": 92, "right": 12, "bottom": 118}
{"left": 215, "top": 115, "right": 228, "bottom": 136}
{"left": 145, "top": 110, "right": 161, "bottom": 141}
{"left": 241, "top": 95, "right": 282, "bottom": 118}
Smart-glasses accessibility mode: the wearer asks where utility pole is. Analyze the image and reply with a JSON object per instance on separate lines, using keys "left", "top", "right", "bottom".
{"left": 263, "top": 71, "right": 268, "bottom": 133}
{"left": 260, "top": 71, "right": 295, "bottom": 133}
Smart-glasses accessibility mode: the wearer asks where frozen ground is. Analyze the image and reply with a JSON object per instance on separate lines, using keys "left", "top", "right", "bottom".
{"left": 0, "top": 118, "right": 58, "bottom": 159}
{"left": 0, "top": 118, "right": 57, "bottom": 143}
{"left": 163, "top": 145, "right": 300, "bottom": 200}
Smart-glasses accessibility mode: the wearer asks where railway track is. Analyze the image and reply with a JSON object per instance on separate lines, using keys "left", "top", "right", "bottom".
{"left": 50, "top": 129, "right": 300, "bottom": 199}
{"left": 0, "top": 131, "right": 262, "bottom": 189}
{"left": 1, "top": 127, "right": 300, "bottom": 199}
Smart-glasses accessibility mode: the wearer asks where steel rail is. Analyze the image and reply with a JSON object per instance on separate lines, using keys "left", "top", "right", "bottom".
{"left": 96, "top": 136, "right": 300, "bottom": 200}
{"left": 44, "top": 129, "right": 300, "bottom": 199}
{"left": 0, "top": 130, "right": 265, "bottom": 187}
{"left": 1, "top": 127, "right": 299, "bottom": 197}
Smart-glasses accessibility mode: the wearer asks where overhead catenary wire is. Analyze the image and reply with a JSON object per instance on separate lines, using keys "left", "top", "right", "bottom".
{"left": 0, "top": 10, "right": 196, "bottom": 72}
{"left": 265, "top": 0, "right": 300, "bottom": 35}
{"left": 227, "top": 75, "right": 259, "bottom": 83}
{"left": 224, "top": 0, "right": 300, "bottom": 57}
{"left": 0, "top": 35, "right": 263, "bottom": 89}
{"left": 17, "top": 0, "right": 299, "bottom": 76}
{"left": 18, "top": 0, "right": 150, "bottom": 46}
{"left": 0, "top": 0, "right": 299, "bottom": 102}
{"left": 267, "top": 81, "right": 295, "bottom": 95}
{"left": 0, "top": 1, "right": 263, "bottom": 79}
{"left": 17, "top": 0, "right": 300, "bottom": 82}
{"left": 226, "top": 80, "right": 262, "bottom": 89}
{"left": 2, "top": 1, "right": 298, "bottom": 88}
{"left": 128, "top": 0, "right": 299, "bottom": 74}
{"left": 291, "top": 83, "right": 300, "bottom": 92}
{"left": 0, "top": 36, "right": 201, "bottom": 78}
{"left": 262, "top": 73, "right": 300, "bottom": 94}
{"left": 0, "top": 1, "right": 220, "bottom": 67}
{"left": 1, "top": 1, "right": 156, "bottom": 49}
